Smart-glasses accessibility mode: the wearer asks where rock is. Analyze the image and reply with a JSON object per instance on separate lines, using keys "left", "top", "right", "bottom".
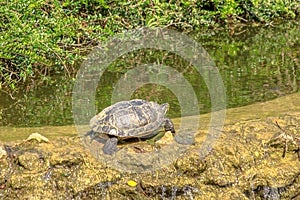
{"left": 26, "top": 133, "right": 49, "bottom": 143}
{"left": 0, "top": 143, "right": 9, "bottom": 188}
{"left": 174, "top": 149, "right": 206, "bottom": 176}
{"left": 18, "top": 151, "right": 47, "bottom": 171}
{"left": 0, "top": 114, "right": 300, "bottom": 198}
{"left": 155, "top": 131, "right": 174, "bottom": 145}
{"left": 0, "top": 145, "right": 6, "bottom": 159}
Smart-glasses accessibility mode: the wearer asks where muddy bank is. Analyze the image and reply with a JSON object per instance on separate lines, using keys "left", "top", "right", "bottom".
{"left": 0, "top": 112, "right": 300, "bottom": 199}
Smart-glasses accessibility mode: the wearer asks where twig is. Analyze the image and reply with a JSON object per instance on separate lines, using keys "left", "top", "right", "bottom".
{"left": 274, "top": 121, "right": 288, "bottom": 158}
{"left": 235, "top": 15, "right": 248, "bottom": 23}
{"left": 40, "top": 42, "right": 71, "bottom": 77}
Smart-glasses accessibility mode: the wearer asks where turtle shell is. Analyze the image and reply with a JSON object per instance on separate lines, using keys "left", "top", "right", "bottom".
{"left": 90, "top": 99, "right": 169, "bottom": 138}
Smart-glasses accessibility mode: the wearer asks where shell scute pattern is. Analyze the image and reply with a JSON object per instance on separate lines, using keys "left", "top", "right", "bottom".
{"left": 90, "top": 99, "right": 168, "bottom": 138}
{"left": 88, "top": 99, "right": 176, "bottom": 155}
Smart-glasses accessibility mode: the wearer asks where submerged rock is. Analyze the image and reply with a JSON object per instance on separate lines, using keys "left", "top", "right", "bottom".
{"left": 0, "top": 113, "right": 300, "bottom": 199}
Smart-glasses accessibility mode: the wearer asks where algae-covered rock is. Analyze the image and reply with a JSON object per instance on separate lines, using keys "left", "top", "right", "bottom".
{"left": 0, "top": 137, "right": 121, "bottom": 199}
{"left": 200, "top": 131, "right": 265, "bottom": 188}
{"left": 174, "top": 149, "right": 207, "bottom": 176}
{"left": 18, "top": 151, "right": 48, "bottom": 171}
{"left": 0, "top": 113, "right": 300, "bottom": 199}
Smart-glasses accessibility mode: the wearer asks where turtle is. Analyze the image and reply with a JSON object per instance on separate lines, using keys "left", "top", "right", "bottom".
{"left": 86, "top": 99, "right": 175, "bottom": 155}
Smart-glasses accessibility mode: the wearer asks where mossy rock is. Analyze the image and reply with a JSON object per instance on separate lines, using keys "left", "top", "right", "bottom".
{"left": 1, "top": 114, "right": 300, "bottom": 199}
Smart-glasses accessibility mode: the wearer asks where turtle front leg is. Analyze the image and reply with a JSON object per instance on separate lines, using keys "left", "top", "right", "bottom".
{"left": 146, "top": 119, "right": 175, "bottom": 145}
{"left": 102, "top": 137, "right": 119, "bottom": 155}
{"left": 85, "top": 130, "right": 109, "bottom": 144}
{"left": 146, "top": 131, "right": 166, "bottom": 145}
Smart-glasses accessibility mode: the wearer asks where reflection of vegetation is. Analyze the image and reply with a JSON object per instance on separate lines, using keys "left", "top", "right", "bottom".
{"left": 0, "top": 22, "right": 300, "bottom": 127}
{"left": 195, "top": 22, "right": 300, "bottom": 108}
{"left": 0, "top": 77, "right": 74, "bottom": 126}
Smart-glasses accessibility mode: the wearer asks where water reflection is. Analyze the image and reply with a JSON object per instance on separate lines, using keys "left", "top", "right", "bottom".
{"left": 0, "top": 22, "right": 299, "bottom": 129}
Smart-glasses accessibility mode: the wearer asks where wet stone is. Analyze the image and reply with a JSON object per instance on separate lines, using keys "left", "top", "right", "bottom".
{"left": 18, "top": 151, "right": 47, "bottom": 171}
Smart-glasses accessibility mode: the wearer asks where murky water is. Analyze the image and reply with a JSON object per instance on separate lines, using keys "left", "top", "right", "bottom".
{"left": 0, "top": 21, "right": 299, "bottom": 141}
{"left": 1, "top": 91, "right": 299, "bottom": 142}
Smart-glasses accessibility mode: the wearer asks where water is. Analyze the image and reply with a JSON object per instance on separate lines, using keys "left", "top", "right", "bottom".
{"left": 0, "top": 21, "right": 299, "bottom": 141}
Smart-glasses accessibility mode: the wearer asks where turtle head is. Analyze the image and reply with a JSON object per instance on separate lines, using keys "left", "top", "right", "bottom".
{"left": 164, "top": 118, "right": 175, "bottom": 134}
{"left": 161, "top": 103, "right": 175, "bottom": 133}
{"left": 161, "top": 103, "right": 169, "bottom": 115}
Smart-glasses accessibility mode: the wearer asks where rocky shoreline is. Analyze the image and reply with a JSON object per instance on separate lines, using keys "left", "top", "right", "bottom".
{"left": 1, "top": 112, "right": 299, "bottom": 199}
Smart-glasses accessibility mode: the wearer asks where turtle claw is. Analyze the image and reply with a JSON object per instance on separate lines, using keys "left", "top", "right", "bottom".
{"left": 102, "top": 138, "right": 119, "bottom": 155}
